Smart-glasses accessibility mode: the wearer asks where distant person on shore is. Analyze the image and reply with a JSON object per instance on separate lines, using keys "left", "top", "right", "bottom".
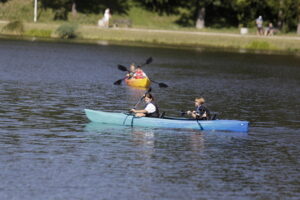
{"left": 265, "top": 23, "right": 274, "bottom": 36}
{"left": 186, "top": 97, "right": 211, "bottom": 120}
{"left": 256, "top": 16, "right": 264, "bottom": 35}
{"left": 98, "top": 8, "right": 111, "bottom": 28}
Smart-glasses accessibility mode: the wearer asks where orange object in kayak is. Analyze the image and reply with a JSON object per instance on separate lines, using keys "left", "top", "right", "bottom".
{"left": 125, "top": 77, "right": 151, "bottom": 88}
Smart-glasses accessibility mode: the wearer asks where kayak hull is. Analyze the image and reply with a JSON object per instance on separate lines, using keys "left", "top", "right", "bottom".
{"left": 125, "top": 77, "right": 151, "bottom": 88}
{"left": 84, "top": 109, "right": 249, "bottom": 132}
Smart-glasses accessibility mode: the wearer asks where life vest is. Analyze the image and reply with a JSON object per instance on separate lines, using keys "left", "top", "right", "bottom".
{"left": 134, "top": 69, "right": 146, "bottom": 79}
{"left": 145, "top": 102, "right": 160, "bottom": 118}
{"left": 195, "top": 105, "right": 210, "bottom": 120}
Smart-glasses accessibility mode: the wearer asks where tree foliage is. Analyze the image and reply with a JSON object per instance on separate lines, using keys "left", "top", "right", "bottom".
{"left": 136, "top": 0, "right": 300, "bottom": 31}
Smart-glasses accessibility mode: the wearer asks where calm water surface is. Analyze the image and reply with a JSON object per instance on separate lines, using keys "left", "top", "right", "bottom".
{"left": 0, "top": 39, "right": 299, "bottom": 200}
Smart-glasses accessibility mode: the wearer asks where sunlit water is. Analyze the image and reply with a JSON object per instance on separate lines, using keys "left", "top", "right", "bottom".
{"left": 0, "top": 39, "right": 299, "bottom": 200}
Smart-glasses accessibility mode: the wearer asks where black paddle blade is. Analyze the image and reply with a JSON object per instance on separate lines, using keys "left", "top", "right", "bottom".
{"left": 118, "top": 65, "right": 129, "bottom": 72}
{"left": 114, "top": 79, "right": 123, "bottom": 85}
{"left": 147, "top": 87, "right": 152, "bottom": 93}
{"left": 145, "top": 57, "right": 153, "bottom": 65}
{"left": 180, "top": 111, "right": 186, "bottom": 117}
{"left": 158, "top": 83, "right": 168, "bottom": 88}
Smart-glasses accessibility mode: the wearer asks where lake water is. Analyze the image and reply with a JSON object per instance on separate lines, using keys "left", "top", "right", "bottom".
{"left": 0, "top": 39, "right": 299, "bottom": 200}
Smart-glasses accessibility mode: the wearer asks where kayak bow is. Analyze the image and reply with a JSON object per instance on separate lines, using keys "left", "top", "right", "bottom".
{"left": 125, "top": 77, "right": 151, "bottom": 88}
{"left": 84, "top": 109, "right": 249, "bottom": 132}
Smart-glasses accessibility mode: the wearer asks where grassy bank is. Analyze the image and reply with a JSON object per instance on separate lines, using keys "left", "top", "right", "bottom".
{"left": 0, "top": 21, "right": 299, "bottom": 53}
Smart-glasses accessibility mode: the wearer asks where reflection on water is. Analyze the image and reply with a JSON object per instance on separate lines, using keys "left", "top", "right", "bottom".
{"left": 0, "top": 39, "right": 299, "bottom": 200}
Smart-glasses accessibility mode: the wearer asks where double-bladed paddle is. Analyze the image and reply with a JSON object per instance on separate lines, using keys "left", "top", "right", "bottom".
{"left": 113, "top": 77, "right": 125, "bottom": 85}
{"left": 114, "top": 57, "right": 152, "bottom": 85}
{"left": 114, "top": 57, "right": 168, "bottom": 88}
{"left": 117, "top": 64, "right": 130, "bottom": 72}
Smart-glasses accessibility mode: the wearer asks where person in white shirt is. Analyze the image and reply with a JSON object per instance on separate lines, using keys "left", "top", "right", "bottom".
{"left": 103, "top": 8, "right": 111, "bottom": 28}
{"left": 98, "top": 8, "right": 111, "bottom": 28}
{"left": 130, "top": 93, "right": 159, "bottom": 117}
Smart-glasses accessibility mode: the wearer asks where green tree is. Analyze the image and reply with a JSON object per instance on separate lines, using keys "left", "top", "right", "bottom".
{"left": 265, "top": 0, "right": 300, "bottom": 32}
{"left": 136, "top": 0, "right": 226, "bottom": 28}
{"left": 137, "top": 0, "right": 299, "bottom": 32}
{"left": 297, "top": 0, "right": 300, "bottom": 34}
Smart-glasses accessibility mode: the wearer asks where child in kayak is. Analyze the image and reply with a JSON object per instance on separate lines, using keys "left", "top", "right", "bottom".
{"left": 186, "top": 97, "right": 210, "bottom": 120}
{"left": 130, "top": 93, "right": 159, "bottom": 117}
{"left": 126, "top": 63, "right": 136, "bottom": 79}
{"left": 133, "top": 65, "right": 147, "bottom": 79}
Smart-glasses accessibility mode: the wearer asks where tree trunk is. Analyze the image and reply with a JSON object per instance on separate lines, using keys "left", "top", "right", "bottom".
{"left": 298, "top": 9, "right": 300, "bottom": 34}
{"left": 72, "top": 1, "right": 77, "bottom": 17}
{"left": 196, "top": 7, "right": 205, "bottom": 29}
{"left": 277, "top": 0, "right": 284, "bottom": 30}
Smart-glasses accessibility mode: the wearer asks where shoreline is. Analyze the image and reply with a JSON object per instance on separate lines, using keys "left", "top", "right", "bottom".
{"left": 1, "top": 22, "right": 300, "bottom": 55}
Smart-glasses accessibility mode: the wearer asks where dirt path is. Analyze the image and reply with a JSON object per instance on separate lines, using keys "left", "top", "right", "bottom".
{"left": 109, "top": 27, "right": 300, "bottom": 41}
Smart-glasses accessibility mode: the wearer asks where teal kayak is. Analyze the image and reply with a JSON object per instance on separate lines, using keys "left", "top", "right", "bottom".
{"left": 84, "top": 109, "right": 249, "bottom": 132}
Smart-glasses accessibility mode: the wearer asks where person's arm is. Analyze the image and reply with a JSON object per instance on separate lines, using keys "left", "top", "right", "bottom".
{"left": 141, "top": 70, "right": 147, "bottom": 77}
{"left": 192, "top": 111, "right": 201, "bottom": 118}
{"left": 131, "top": 109, "right": 147, "bottom": 113}
{"left": 187, "top": 110, "right": 198, "bottom": 118}
{"left": 132, "top": 72, "right": 137, "bottom": 78}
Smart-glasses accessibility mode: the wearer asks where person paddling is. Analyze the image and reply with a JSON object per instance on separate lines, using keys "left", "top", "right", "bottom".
{"left": 133, "top": 65, "right": 147, "bottom": 79}
{"left": 186, "top": 97, "right": 210, "bottom": 120}
{"left": 126, "top": 63, "right": 136, "bottom": 79}
{"left": 130, "top": 93, "right": 159, "bottom": 117}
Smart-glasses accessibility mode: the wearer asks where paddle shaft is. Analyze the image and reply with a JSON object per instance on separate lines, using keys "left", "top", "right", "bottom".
{"left": 133, "top": 97, "right": 144, "bottom": 109}
{"left": 132, "top": 87, "right": 152, "bottom": 109}
{"left": 148, "top": 78, "right": 168, "bottom": 88}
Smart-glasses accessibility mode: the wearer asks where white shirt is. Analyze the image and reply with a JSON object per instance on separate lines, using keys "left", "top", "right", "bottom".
{"left": 104, "top": 9, "right": 110, "bottom": 21}
{"left": 145, "top": 103, "right": 156, "bottom": 113}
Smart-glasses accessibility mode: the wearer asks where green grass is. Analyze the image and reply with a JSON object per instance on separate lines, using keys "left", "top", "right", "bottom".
{"left": 0, "top": 21, "right": 299, "bottom": 52}
{"left": 245, "top": 41, "right": 277, "bottom": 50}
{"left": 125, "top": 7, "right": 180, "bottom": 29}
{"left": 77, "top": 26, "right": 300, "bottom": 52}
{"left": 24, "top": 29, "right": 52, "bottom": 37}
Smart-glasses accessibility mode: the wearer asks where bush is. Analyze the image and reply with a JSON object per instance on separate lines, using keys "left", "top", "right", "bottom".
{"left": 25, "top": 29, "right": 52, "bottom": 37}
{"left": 56, "top": 23, "right": 78, "bottom": 39}
{"left": 2, "top": 20, "right": 24, "bottom": 35}
{"left": 246, "top": 41, "right": 277, "bottom": 50}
